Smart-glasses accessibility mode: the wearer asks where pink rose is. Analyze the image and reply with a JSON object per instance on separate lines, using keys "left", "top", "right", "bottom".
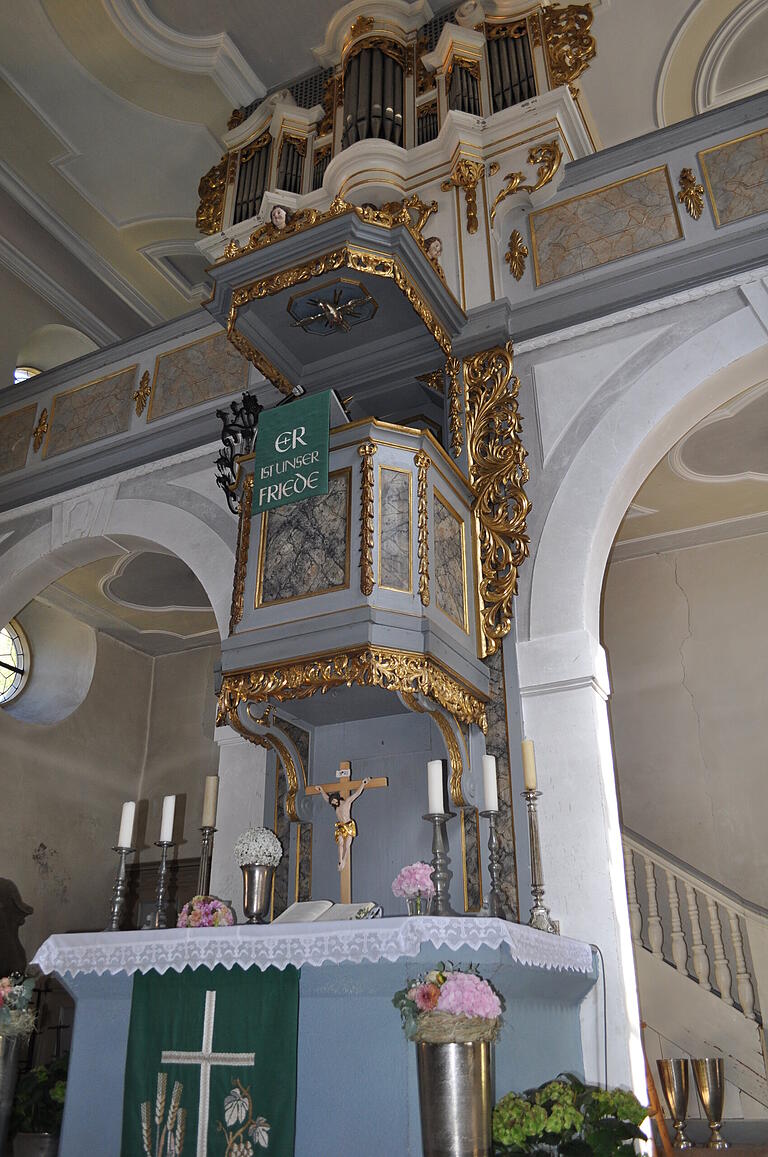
{"left": 436, "top": 972, "right": 501, "bottom": 1020}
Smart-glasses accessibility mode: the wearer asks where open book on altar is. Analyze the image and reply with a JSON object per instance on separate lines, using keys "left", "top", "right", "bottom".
{"left": 272, "top": 900, "right": 382, "bottom": 923}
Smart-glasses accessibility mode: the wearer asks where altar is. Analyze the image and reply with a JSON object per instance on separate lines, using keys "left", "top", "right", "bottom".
{"left": 33, "top": 918, "right": 598, "bottom": 1157}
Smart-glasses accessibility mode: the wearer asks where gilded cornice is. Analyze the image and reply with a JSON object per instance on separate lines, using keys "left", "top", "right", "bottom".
{"left": 542, "top": 3, "right": 596, "bottom": 94}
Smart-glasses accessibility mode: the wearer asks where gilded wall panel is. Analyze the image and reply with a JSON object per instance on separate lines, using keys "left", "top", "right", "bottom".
{"left": 45, "top": 367, "right": 136, "bottom": 459}
{"left": 434, "top": 491, "right": 467, "bottom": 630}
{"left": 379, "top": 467, "right": 411, "bottom": 592}
{"left": 0, "top": 404, "right": 36, "bottom": 475}
{"left": 148, "top": 332, "right": 248, "bottom": 422}
{"left": 257, "top": 470, "right": 350, "bottom": 605}
{"left": 700, "top": 128, "right": 768, "bottom": 227}
{"left": 530, "top": 166, "right": 682, "bottom": 287}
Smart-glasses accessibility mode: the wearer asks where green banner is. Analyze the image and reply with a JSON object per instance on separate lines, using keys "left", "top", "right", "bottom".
{"left": 253, "top": 391, "right": 330, "bottom": 514}
{"left": 121, "top": 964, "right": 298, "bottom": 1157}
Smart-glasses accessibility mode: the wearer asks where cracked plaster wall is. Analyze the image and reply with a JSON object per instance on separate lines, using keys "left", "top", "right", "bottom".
{"left": 603, "top": 534, "right": 768, "bottom": 905}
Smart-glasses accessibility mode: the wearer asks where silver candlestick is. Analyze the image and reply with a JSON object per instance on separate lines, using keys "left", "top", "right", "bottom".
{"left": 197, "top": 826, "right": 216, "bottom": 896}
{"left": 105, "top": 845, "right": 134, "bottom": 931}
{"left": 480, "top": 810, "right": 506, "bottom": 920}
{"left": 423, "top": 812, "right": 457, "bottom": 916}
{"left": 522, "top": 789, "right": 559, "bottom": 934}
{"left": 152, "top": 840, "right": 173, "bottom": 929}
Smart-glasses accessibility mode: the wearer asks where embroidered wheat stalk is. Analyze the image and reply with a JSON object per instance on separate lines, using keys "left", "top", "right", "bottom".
{"left": 155, "top": 1072, "right": 167, "bottom": 1127}
{"left": 175, "top": 1107, "right": 187, "bottom": 1154}
{"left": 140, "top": 1101, "right": 152, "bottom": 1157}
{"left": 166, "top": 1080, "right": 183, "bottom": 1134}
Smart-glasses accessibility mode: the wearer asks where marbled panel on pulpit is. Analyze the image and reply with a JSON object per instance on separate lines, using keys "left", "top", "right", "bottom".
{"left": 0, "top": 405, "right": 36, "bottom": 475}
{"left": 486, "top": 646, "right": 519, "bottom": 919}
{"left": 147, "top": 332, "right": 248, "bottom": 421}
{"left": 530, "top": 166, "right": 682, "bottom": 287}
{"left": 379, "top": 466, "right": 411, "bottom": 591}
{"left": 272, "top": 762, "right": 291, "bottom": 918}
{"left": 257, "top": 469, "right": 350, "bottom": 605}
{"left": 461, "top": 808, "right": 483, "bottom": 912}
{"left": 278, "top": 718, "right": 313, "bottom": 903}
{"left": 700, "top": 128, "right": 768, "bottom": 226}
{"left": 434, "top": 490, "right": 467, "bottom": 629}
{"left": 45, "top": 367, "right": 136, "bottom": 458}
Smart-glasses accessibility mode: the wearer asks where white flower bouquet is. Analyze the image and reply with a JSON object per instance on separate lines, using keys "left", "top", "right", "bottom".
{"left": 233, "top": 826, "right": 283, "bottom": 867}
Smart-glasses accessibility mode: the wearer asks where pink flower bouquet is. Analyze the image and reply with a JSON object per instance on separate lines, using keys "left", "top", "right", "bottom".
{"left": 394, "top": 964, "right": 503, "bottom": 1043}
{"left": 391, "top": 862, "right": 435, "bottom": 900}
{"left": 177, "top": 895, "right": 236, "bottom": 928}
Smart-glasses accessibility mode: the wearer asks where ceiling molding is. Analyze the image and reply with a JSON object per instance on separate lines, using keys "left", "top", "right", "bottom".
{"left": 139, "top": 239, "right": 208, "bottom": 302}
{"left": 312, "top": 0, "right": 434, "bottom": 66}
{"left": 695, "top": 0, "right": 768, "bottom": 114}
{"left": 668, "top": 378, "right": 768, "bottom": 484}
{"left": 99, "top": 550, "right": 213, "bottom": 614}
{"left": 0, "top": 234, "right": 118, "bottom": 347}
{"left": 612, "top": 508, "right": 768, "bottom": 561}
{"left": 654, "top": 0, "right": 716, "bottom": 129}
{"left": 102, "top": 0, "right": 265, "bottom": 106}
{"left": 0, "top": 161, "right": 163, "bottom": 327}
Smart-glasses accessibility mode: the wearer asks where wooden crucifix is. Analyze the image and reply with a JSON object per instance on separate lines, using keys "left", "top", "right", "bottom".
{"left": 305, "top": 761, "right": 388, "bottom": 903}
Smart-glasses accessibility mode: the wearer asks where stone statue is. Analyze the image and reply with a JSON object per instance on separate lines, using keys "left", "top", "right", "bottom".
{"left": 0, "top": 878, "right": 33, "bottom": 976}
{"left": 318, "top": 778, "right": 372, "bottom": 873}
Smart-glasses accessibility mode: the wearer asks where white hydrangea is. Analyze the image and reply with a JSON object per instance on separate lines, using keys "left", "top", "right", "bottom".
{"left": 234, "top": 826, "right": 283, "bottom": 867}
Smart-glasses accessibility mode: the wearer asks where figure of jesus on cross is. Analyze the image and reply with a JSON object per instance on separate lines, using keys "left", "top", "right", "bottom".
{"left": 306, "top": 761, "right": 388, "bottom": 903}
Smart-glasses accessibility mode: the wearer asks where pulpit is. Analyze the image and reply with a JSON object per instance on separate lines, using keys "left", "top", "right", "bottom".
{"left": 33, "top": 919, "right": 597, "bottom": 1157}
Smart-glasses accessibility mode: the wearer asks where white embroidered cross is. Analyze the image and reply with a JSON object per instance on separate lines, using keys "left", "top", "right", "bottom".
{"left": 161, "top": 990, "right": 254, "bottom": 1157}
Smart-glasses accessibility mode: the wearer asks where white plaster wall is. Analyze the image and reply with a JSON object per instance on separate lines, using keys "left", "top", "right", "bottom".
{"left": 604, "top": 534, "right": 768, "bottom": 905}
{"left": 8, "top": 599, "right": 97, "bottom": 723}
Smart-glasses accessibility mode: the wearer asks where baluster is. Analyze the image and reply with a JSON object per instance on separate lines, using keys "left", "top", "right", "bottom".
{"left": 623, "top": 843, "right": 643, "bottom": 945}
{"left": 706, "top": 896, "right": 734, "bottom": 1005}
{"left": 684, "top": 882, "right": 712, "bottom": 991}
{"left": 644, "top": 856, "right": 664, "bottom": 958}
{"left": 727, "top": 909, "right": 756, "bottom": 1020}
{"left": 664, "top": 868, "right": 688, "bottom": 973}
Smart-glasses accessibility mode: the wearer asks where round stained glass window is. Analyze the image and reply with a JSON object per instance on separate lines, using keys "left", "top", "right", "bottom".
{"left": 0, "top": 620, "right": 29, "bottom": 705}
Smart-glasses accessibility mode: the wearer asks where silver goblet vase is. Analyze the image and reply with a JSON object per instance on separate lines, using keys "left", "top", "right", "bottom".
{"left": 693, "top": 1057, "right": 729, "bottom": 1149}
{"left": 657, "top": 1058, "right": 693, "bottom": 1149}
{"left": 240, "top": 863, "right": 275, "bottom": 924}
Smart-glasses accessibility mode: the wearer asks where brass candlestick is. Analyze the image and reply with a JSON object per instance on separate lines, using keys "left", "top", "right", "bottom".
{"left": 692, "top": 1058, "right": 729, "bottom": 1149}
{"left": 423, "top": 812, "right": 457, "bottom": 916}
{"left": 657, "top": 1058, "right": 693, "bottom": 1149}
{"left": 480, "top": 810, "right": 506, "bottom": 919}
{"left": 152, "top": 840, "right": 173, "bottom": 929}
{"left": 522, "top": 788, "right": 559, "bottom": 934}
{"left": 105, "top": 846, "right": 134, "bottom": 931}
{"left": 197, "top": 826, "right": 216, "bottom": 896}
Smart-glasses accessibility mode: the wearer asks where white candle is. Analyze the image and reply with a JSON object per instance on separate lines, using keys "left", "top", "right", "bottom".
{"left": 117, "top": 801, "right": 135, "bottom": 849}
{"left": 482, "top": 755, "right": 498, "bottom": 812}
{"left": 521, "top": 739, "right": 537, "bottom": 791}
{"left": 427, "top": 760, "right": 445, "bottom": 814}
{"left": 201, "top": 776, "right": 219, "bottom": 828}
{"left": 160, "top": 795, "right": 176, "bottom": 843}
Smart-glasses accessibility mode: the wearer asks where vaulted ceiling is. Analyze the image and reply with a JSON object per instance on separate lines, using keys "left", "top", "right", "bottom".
{"left": 1, "top": 0, "right": 766, "bottom": 388}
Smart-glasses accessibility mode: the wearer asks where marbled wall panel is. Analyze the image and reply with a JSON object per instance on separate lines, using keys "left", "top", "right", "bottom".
{"left": 278, "top": 718, "right": 312, "bottom": 902}
{"left": 379, "top": 467, "right": 411, "bottom": 591}
{"left": 272, "top": 763, "right": 290, "bottom": 918}
{"left": 530, "top": 166, "right": 682, "bottom": 287}
{"left": 0, "top": 404, "right": 36, "bottom": 475}
{"left": 700, "top": 129, "right": 768, "bottom": 226}
{"left": 461, "top": 807, "right": 482, "bottom": 912}
{"left": 486, "top": 645, "right": 518, "bottom": 919}
{"left": 148, "top": 332, "right": 248, "bottom": 422}
{"left": 434, "top": 492, "right": 466, "bottom": 629}
{"left": 45, "top": 368, "right": 136, "bottom": 458}
{"left": 258, "top": 470, "right": 350, "bottom": 605}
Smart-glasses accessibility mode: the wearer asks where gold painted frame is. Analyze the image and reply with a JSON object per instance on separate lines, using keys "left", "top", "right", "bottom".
{"left": 378, "top": 464, "right": 413, "bottom": 594}
{"left": 698, "top": 126, "right": 768, "bottom": 228}
{"left": 147, "top": 332, "right": 248, "bottom": 423}
{"left": 43, "top": 364, "right": 138, "bottom": 458}
{"left": 433, "top": 487, "right": 469, "bottom": 633}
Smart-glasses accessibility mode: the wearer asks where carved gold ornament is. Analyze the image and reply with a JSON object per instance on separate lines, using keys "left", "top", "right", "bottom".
{"left": 230, "top": 474, "right": 253, "bottom": 633}
{"left": 463, "top": 345, "right": 530, "bottom": 657}
{"left": 217, "top": 645, "right": 488, "bottom": 732}
{"left": 227, "top": 328, "right": 295, "bottom": 396}
{"left": 347, "top": 14, "right": 376, "bottom": 44}
{"left": 402, "top": 692, "right": 466, "bottom": 805}
{"left": 442, "top": 159, "right": 500, "bottom": 235}
{"left": 227, "top": 107, "right": 247, "bottom": 131}
{"left": 677, "top": 167, "right": 705, "bottom": 220}
{"left": 196, "top": 155, "right": 228, "bottom": 235}
{"left": 319, "top": 76, "right": 336, "bottom": 136}
{"left": 133, "top": 370, "right": 151, "bottom": 417}
{"left": 505, "top": 230, "right": 529, "bottom": 280}
{"left": 414, "top": 450, "right": 430, "bottom": 606}
{"left": 446, "top": 356, "right": 464, "bottom": 457}
{"left": 489, "top": 141, "right": 563, "bottom": 225}
{"left": 416, "top": 368, "right": 444, "bottom": 395}
{"left": 32, "top": 408, "right": 48, "bottom": 453}
{"left": 542, "top": 3, "right": 596, "bottom": 93}
{"left": 359, "top": 441, "right": 377, "bottom": 595}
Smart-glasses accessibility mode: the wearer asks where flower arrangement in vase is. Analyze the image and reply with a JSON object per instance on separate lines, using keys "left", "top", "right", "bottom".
{"left": 0, "top": 974, "right": 35, "bottom": 1039}
{"left": 177, "top": 895, "right": 236, "bottom": 928}
{"left": 393, "top": 963, "right": 502, "bottom": 1043}
{"left": 391, "top": 862, "right": 435, "bottom": 915}
{"left": 234, "top": 827, "right": 283, "bottom": 868}
{"left": 493, "top": 1073, "right": 647, "bottom": 1155}
{"left": 234, "top": 827, "right": 283, "bottom": 924}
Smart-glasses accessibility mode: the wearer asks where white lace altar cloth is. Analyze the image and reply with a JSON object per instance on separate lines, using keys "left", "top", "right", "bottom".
{"left": 33, "top": 917, "right": 593, "bottom": 978}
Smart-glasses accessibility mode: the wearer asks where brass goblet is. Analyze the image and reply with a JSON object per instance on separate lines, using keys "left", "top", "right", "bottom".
{"left": 692, "top": 1058, "right": 729, "bottom": 1149}
{"left": 657, "top": 1058, "right": 693, "bottom": 1149}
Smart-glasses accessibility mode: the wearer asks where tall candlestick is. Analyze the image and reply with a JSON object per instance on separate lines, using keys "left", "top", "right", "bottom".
{"left": 521, "top": 739, "right": 537, "bottom": 791}
{"left": 482, "top": 755, "right": 498, "bottom": 812}
{"left": 117, "top": 801, "right": 135, "bottom": 849}
{"left": 427, "top": 760, "right": 445, "bottom": 814}
{"left": 159, "top": 795, "right": 176, "bottom": 843}
{"left": 201, "top": 777, "right": 219, "bottom": 828}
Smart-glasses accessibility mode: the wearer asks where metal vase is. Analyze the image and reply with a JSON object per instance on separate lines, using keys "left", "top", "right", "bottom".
{"left": 692, "top": 1058, "right": 729, "bottom": 1149}
{"left": 657, "top": 1058, "right": 693, "bottom": 1149}
{"left": 416, "top": 1041, "right": 493, "bottom": 1157}
{"left": 240, "top": 863, "right": 275, "bottom": 924}
{"left": 0, "top": 1034, "right": 22, "bottom": 1157}
{"left": 12, "top": 1136, "right": 60, "bottom": 1157}
{"left": 406, "top": 894, "right": 433, "bottom": 916}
